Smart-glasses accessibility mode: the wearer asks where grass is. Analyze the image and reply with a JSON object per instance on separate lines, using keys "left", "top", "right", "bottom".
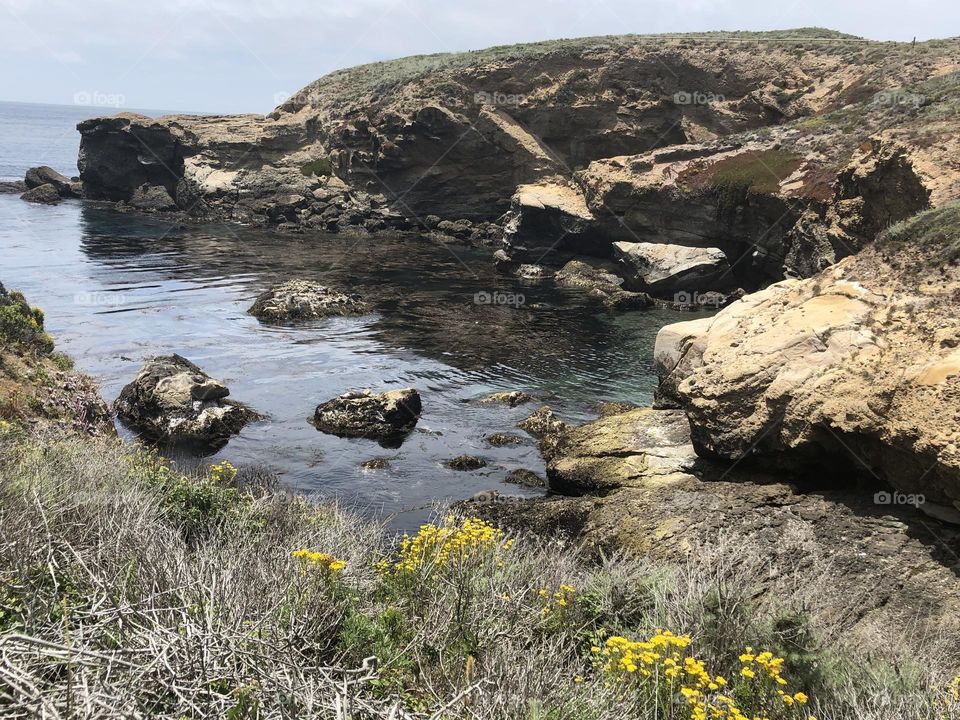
{"left": 280, "top": 29, "right": 931, "bottom": 110}
{"left": 0, "top": 427, "right": 957, "bottom": 719}
{"left": 878, "top": 200, "right": 960, "bottom": 270}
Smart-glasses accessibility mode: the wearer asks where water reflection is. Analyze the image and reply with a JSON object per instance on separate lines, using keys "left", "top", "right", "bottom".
{"left": 1, "top": 196, "right": 706, "bottom": 528}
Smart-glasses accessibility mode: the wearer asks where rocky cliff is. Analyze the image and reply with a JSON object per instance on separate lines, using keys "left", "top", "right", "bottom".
{"left": 74, "top": 30, "right": 960, "bottom": 290}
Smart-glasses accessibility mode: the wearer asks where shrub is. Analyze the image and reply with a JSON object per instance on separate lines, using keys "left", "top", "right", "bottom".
{"left": 0, "top": 432, "right": 954, "bottom": 719}
{"left": 300, "top": 158, "right": 335, "bottom": 177}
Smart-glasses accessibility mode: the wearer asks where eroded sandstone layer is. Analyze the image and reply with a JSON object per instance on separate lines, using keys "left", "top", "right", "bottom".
{"left": 74, "top": 31, "right": 960, "bottom": 291}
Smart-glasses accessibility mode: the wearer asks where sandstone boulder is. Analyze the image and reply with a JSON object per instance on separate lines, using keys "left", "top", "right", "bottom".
{"left": 313, "top": 388, "right": 421, "bottom": 444}
{"left": 613, "top": 241, "right": 731, "bottom": 296}
{"left": 115, "top": 355, "right": 256, "bottom": 447}
{"left": 248, "top": 280, "right": 369, "bottom": 323}
{"left": 661, "top": 203, "right": 960, "bottom": 508}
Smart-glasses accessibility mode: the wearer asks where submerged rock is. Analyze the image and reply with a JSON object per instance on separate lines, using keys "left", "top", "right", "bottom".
{"left": 115, "top": 354, "right": 256, "bottom": 448}
{"left": 478, "top": 390, "right": 533, "bottom": 407}
{"left": 313, "top": 388, "right": 421, "bottom": 443}
{"left": 248, "top": 280, "right": 369, "bottom": 323}
{"left": 360, "top": 457, "right": 392, "bottom": 470}
{"left": 485, "top": 432, "right": 526, "bottom": 447}
{"left": 445, "top": 455, "right": 488, "bottom": 471}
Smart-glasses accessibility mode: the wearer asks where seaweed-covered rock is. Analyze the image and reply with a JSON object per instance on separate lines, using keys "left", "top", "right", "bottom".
{"left": 313, "top": 388, "right": 421, "bottom": 444}
{"left": 477, "top": 390, "right": 533, "bottom": 407}
{"left": 115, "top": 355, "right": 256, "bottom": 448}
{"left": 445, "top": 455, "right": 488, "bottom": 471}
{"left": 248, "top": 280, "right": 369, "bottom": 322}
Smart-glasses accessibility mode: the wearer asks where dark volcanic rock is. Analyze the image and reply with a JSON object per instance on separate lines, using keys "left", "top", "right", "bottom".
{"left": 504, "top": 468, "right": 545, "bottom": 487}
{"left": 20, "top": 183, "right": 62, "bottom": 204}
{"left": 25, "top": 166, "right": 79, "bottom": 197}
{"left": 249, "top": 280, "right": 369, "bottom": 323}
{"left": 128, "top": 183, "right": 178, "bottom": 211}
{"left": 115, "top": 354, "right": 256, "bottom": 448}
{"left": 445, "top": 455, "right": 488, "bottom": 471}
{"left": 313, "top": 388, "right": 421, "bottom": 443}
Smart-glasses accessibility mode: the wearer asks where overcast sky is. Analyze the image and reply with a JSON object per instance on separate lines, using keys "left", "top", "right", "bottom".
{"left": 1, "top": 0, "right": 958, "bottom": 114}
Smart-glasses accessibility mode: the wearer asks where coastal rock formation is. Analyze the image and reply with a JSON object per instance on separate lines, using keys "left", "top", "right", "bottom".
{"left": 612, "top": 242, "right": 731, "bottom": 296}
{"left": 24, "top": 166, "right": 80, "bottom": 198}
{"left": 248, "top": 280, "right": 368, "bottom": 322}
{"left": 469, "top": 405, "right": 960, "bottom": 640}
{"left": 313, "top": 388, "right": 421, "bottom": 444}
{"left": 20, "top": 184, "right": 61, "bottom": 204}
{"left": 115, "top": 355, "right": 256, "bottom": 447}
{"left": 73, "top": 31, "right": 955, "bottom": 289}
{"left": 657, "top": 202, "right": 960, "bottom": 509}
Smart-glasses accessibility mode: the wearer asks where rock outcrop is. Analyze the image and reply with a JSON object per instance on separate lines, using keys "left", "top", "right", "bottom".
{"left": 115, "top": 355, "right": 256, "bottom": 448}
{"left": 20, "top": 184, "right": 61, "bottom": 205}
{"left": 24, "top": 166, "right": 80, "bottom": 198}
{"left": 72, "top": 31, "right": 956, "bottom": 289}
{"left": 469, "top": 405, "right": 960, "bottom": 642}
{"left": 312, "top": 388, "right": 421, "bottom": 444}
{"left": 0, "top": 283, "right": 112, "bottom": 437}
{"left": 612, "top": 242, "right": 731, "bottom": 296}
{"left": 248, "top": 280, "right": 369, "bottom": 323}
{"left": 656, "top": 202, "right": 960, "bottom": 511}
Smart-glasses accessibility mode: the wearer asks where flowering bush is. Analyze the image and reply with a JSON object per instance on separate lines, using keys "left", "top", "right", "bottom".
{"left": 594, "top": 630, "right": 816, "bottom": 720}
{"left": 383, "top": 516, "right": 512, "bottom": 576}
{"left": 292, "top": 549, "right": 347, "bottom": 578}
{"left": 209, "top": 460, "right": 237, "bottom": 483}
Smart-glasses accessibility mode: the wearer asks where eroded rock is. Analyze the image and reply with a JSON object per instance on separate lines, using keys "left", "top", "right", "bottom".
{"left": 613, "top": 242, "right": 732, "bottom": 296}
{"left": 313, "top": 388, "right": 421, "bottom": 444}
{"left": 20, "top": 183, "right": 61, "bottom": 205}
{"left": 115, "top": 354, "right": 256, "bottom": 447}
{"left": 248, "top": 280, "right": 369, "bottom": 323}
{"left": 477, "top": 390, "right": 533, "bottom": 407}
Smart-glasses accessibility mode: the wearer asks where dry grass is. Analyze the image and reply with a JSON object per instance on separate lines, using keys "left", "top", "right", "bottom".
{"left": 0, "top": 429, "right": 956, "bottom": 719}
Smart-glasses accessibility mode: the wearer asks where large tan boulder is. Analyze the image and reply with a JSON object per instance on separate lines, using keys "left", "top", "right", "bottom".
{"left": 660, "top": 203, "right": 960, "bottom": 508}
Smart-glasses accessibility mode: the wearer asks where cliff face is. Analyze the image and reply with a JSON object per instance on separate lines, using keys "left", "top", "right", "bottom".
{"left": 655, "top": 202, "right": 960, "bottom": 513}
{"left": 75, "top": 31, "right": 960, "bottom": 286}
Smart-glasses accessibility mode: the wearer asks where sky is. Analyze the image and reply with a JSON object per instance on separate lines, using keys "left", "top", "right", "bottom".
{"left": 1, "top": 0, "right": 958, "bottom": 114}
